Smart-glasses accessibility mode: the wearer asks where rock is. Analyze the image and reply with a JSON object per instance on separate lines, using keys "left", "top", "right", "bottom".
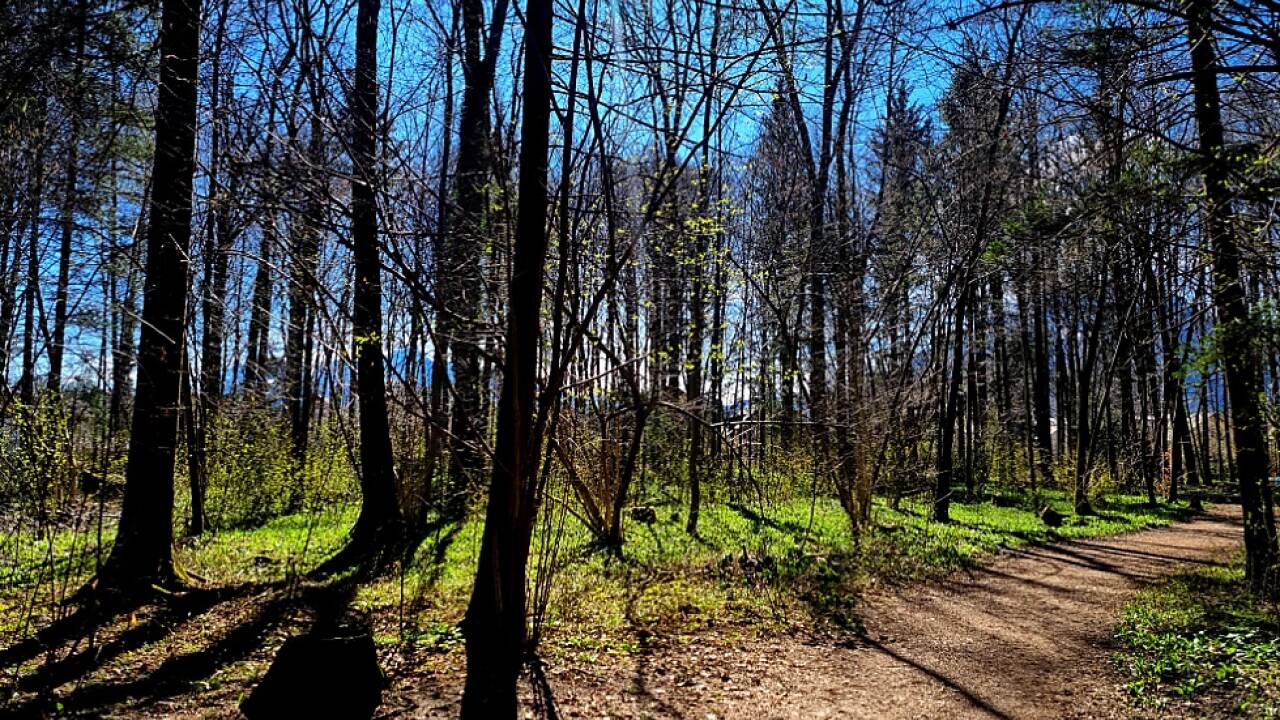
{"left": 1039, "top": 506, "right": 1065, "bottom": 528}
{"left": 241, "top": 630, "right": 383, "bottom": 719}
{"left": 629, "top": 505, "right": 658, "bottom": 524}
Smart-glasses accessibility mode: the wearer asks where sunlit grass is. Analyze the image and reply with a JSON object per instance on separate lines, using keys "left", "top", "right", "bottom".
{"left": 1, "top": 489, "right": 1192, "bottom": 656}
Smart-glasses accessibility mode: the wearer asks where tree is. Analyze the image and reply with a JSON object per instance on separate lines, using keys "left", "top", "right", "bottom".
{"left": 459, "top": 0, "right": 553, "bottom": 708}
{"left": 47, "top": 0, "right": 88, "bottom": 396}
{"left": 94, "top": 0, "right": 201, "bottom": 594}
{"left": 318, "top": 0, "right": 404, "bottom": 573}
{"left": 1185, "top": 0, "right": 1279, "bottom": 597}
{"left": 439, "top": 0, "right": 510, "bottom": 518}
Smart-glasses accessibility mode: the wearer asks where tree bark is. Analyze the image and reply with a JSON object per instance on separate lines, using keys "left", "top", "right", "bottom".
{"left": 460, "top": 0, "right": 553, "bottom": 708}
{"left": 442, "top": 0, "right": 509, "bottom": 517}
{"left": 325, "top": 0, "right": 404, "bottom": 570}
{"left": 1186, "top": 0, "right": 1279, "bottom": 596}
{"left": 96, "top": 0, "right": 201, "bottom": 593}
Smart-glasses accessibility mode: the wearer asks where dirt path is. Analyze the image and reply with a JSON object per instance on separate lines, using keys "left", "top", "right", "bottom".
{"left": 501, "top": 504, "right": 1243, "bottom": 720}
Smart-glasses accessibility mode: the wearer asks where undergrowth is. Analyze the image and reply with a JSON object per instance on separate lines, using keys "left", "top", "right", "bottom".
{"left": 2, "top": 488, "right": 1190, "bottom": 660}
{"left": 1116, "top": 561, "right": 1280, "bottom": 718}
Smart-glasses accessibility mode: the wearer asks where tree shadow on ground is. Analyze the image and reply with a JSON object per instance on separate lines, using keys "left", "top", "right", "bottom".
{"left": 9, "top": 582, "right": 271, "bottom": 696}
{"left": 407, "top": 518, "right": 464, "bottom": 590}
{"left": 727, "top": 502, "right": 812, "bottom": 537}
{"left": 855, "top": 633, "right": 1017, "bottom": 720}
{"left": 946, "top": 518, "right": 1049, "bottom": 546}
{"left": 525, "top": 657, "right": 563, "bottom": 720}
{"left": 0, "top": 582, "right": 211, "bottom": 698}
{"left": 1059, "top": 539, "right": 1232, "bottom": 568}
{"left": 611, "top": 568, "right": 693, "bottom": 719}
{"left": 2, "top": 578, "right": 358, "bottom": 717}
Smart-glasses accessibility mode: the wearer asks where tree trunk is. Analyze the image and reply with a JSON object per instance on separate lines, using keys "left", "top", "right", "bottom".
{"left": 935, "top": 282, "right": 969, "bottom": 523}
{"left": 18, "top": 98, "right": 47, "bottom": 407}
{"left": 285, "top": 38, "right": 326, "bottom": 481}
{"left": 96, "top": 0, "right": 201, "bottom": 594}
{"left": 325, "top": 0, "right": 404, "bottom": 570}
{"left": 442, "top": 0, "right": 509, "bottom": 517}
{"left": 460, "top": 0, "right": 553, "bottom": 708}
{"left": 1186, "top": 0, "right": 1279, "bottom": 596}
{"left": 192, "top": 5, "right": 233, "bottom": 535}
{"left": 244, "top": 220, "right": 273, "bottom": 392}
{"left": 49, "top": 115, "right": 79, "bottom": 395}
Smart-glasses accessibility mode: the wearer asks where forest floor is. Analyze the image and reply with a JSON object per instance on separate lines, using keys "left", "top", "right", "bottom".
{"left": 0, "top": 499, "right": 1246, "bottom": 718}
{"left": 394, "top": 503, "right": 1245, "bottom": 719}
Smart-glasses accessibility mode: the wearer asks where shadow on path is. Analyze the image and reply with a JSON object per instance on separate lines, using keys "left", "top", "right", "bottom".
{"left": 858, "top": 635, "right": 1017, "bottom": 720}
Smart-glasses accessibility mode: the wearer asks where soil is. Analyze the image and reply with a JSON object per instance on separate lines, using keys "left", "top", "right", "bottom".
{"left": 395, "top": 503, "right": 1243, "bottom": 719}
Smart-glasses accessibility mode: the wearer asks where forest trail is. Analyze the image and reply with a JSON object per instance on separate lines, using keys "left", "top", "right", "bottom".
{"left": 520, "top": 504, "right": 1243, "bottom": 719}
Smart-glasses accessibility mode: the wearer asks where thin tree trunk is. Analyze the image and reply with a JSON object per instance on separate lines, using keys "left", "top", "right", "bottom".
{"left": 935, "top": 282, "right": 969, "bottom": 522}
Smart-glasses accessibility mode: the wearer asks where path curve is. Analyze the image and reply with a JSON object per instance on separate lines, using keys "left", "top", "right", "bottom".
{"left": 533, "top": 503, "right": 1243, "bottom": 719}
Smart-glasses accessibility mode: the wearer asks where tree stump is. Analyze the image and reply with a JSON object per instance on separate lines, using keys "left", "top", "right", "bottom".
{"left": 241, "top": 630, "right": 383, "bottom": 719}
{"left": 1039, "top": 506, "right": 1065, "bottom": 528}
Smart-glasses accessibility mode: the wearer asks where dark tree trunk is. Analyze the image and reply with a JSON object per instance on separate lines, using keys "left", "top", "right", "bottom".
{"left": 686, "top": 201, "right": 707, "bottom": 537}
{"left": 1186, "top": 0, "right": 1279, "bottom": 596}
{"left": 990, "top": 272, "right": 1011, "bottom": 429}
{"left": 1054, "top": 325, "right": 1071, "bottom": 462}
{"left": 109, "top": 233, "right": 141, "bottom": 439}
{"left": 49, "top": 0, "right": 87, "bottom": 396}
{"left": 244, "top": 223, "right": 273, "bottom": 392}
{"left": 18, "top": 99, "right": 47, "bottom": 407}
{"left": 687, "top": 4, "right": 720, "bottom": 533}
{"left": 192, "top": 5, "right": 233, "bottom": 536}
{"left": 459, "top": 0, "right": 553, "bottom": 708}
{"left": 49, "top": 117, "right": 79, "bottom": 396}
{"left": 285, "top": 39, "right": 326, "bottom": 479}
{"left": 324, "top": 0, "right": 404, "bottom": 571}
{"left": 1159, "top": 285, "right": 1194, "bottom": 505}
{"left": 442, "top": 0, "right": 509, "bottom": 517}
{"left": 1073, "top": 288, "right": 1106, "bottom": 515}
{"left": 284, "top": 211, "right": 316, "bottom": 467}
{"left": 935, "top": 282, "right": 969, "bottom": 523}
{"left": 1031, "top": 259, "right": 1053, "bottom": 483}
{"left": 96, "top": 0, "right": 201, "bottom": 593}
{"left": 1016, "top": 283, "right": 1038, "bottom": 490}
{"left": 181, "top": 346, "right": 208, "bottom": 535}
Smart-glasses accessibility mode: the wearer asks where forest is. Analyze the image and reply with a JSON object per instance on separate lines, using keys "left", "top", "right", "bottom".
{"left": 1, "top": 0, "right": 1278, "bottom": 716}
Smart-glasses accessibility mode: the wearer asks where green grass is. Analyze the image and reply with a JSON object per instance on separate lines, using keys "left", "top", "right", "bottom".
{"left": 1, "top": 489, "right": 1190, "bottom": 657}
{"left": 181, "top": 506, "right": 355, "bottom": 585}
{"left": 1115, "top": 562, "right": 1280, "bottom": 718}
{"left": 870, "top": 490, "right": 1191, "bottom": 571}
{"left": 368, "top": 489, "right": 1189, "bottom": 653}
